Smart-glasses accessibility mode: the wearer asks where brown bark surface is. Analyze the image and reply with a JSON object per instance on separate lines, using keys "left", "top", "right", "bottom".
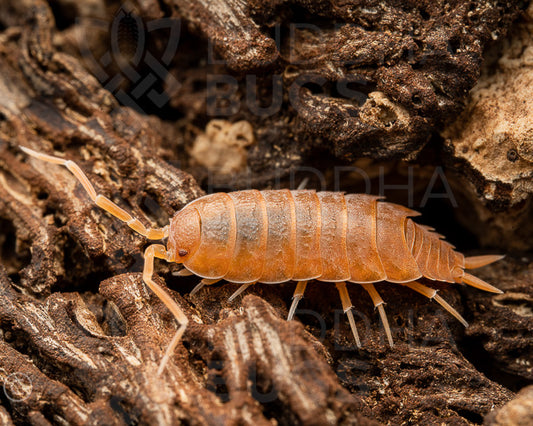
{"left": 0, "top": 1, "right": 531, "bottom": 425}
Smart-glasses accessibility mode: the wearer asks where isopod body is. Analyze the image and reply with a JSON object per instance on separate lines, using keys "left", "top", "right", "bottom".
{"left": 20, "top": 146, "right": 504, "bottom": 375}
{"left": 171, "top": 190, "right": 463, "bottom": 285}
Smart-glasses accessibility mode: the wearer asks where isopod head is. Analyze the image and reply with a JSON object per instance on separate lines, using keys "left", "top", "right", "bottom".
{"left": 167, "top": 207, "right": 201, "bottom": 263}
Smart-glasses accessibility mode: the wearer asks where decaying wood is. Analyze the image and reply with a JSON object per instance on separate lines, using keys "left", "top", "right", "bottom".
{"left": 161, "top": 0, "right": 524, "bottom": 162}
{"left": 442, "top": 3, "right": 533, "bottom": 250}
{"left": 0, "top": 1, "right": 531, "bottom": 425}
{"left": 0, "top": 0, "right": 202, "bottom": 297}
{"left": 52, "top": 0, "right": 526, "bottom": 187}
{"left": 1, "top": 268, "right": 372, "bottom": 424}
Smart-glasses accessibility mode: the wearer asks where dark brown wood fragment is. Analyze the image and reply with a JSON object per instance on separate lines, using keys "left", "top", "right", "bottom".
{"left": 1, "top": 266, "right": 375, "bottom": 425}
{"left": 463, "top": 257, "right": 533, "bottom": 389}
{"left": 0, "top": 0, "right": 202, "bottom": 297}
{"left": 154, "top": 0, "right": 524, "bottom": 165}
{"left": 310, "top": 279, "right": 520, "bottom": 425}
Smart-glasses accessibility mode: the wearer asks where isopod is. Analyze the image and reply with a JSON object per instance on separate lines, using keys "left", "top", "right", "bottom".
{"left": 20, "top": 146, "right": 504, "bottom": 375}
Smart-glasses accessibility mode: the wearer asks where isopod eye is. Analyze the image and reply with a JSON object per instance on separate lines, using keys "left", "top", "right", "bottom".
{"left": 178, "top": 249, "right": 188, "bottom": 257}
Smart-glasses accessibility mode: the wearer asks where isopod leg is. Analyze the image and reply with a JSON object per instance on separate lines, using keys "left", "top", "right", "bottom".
{"left": 143, "top": 244, "right": 188, "bottom": 376}
{"left": 21, "top": 146, "right": 168, "bottom": 240}
{"left": 190, "top": 278, "right": 221, "bottom": 296}
{"left": 335, "top": 282, "right": 362, "bottom": 348}
{"left": 228, "top": 282, "right": 256, "bottom": 302}
{"left": 402, "top": 281, "right": 468, "bottom": 327}
{"left": 287, "top": 281, "right": 308, "bottom": 321}
{"left": 360, "top": 283, "right": 394, "bottom": 347}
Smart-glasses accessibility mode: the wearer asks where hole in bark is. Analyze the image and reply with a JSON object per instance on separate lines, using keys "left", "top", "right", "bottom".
{"left": 301, "top": 81, "right": 327, "bottom": 95}
{"left": 493, "top": 294, "right": 533, "bottom": 317}
{"left": 0, "top": 391, "right": 13, "bottom": 416}
{"left": 506, "top": 149, "right": 518, "bottom": 162}
{"left": 48, "top": 0, "right": 78, "bottom": 30}
{"left": 460, "top": 336, "right": 531, "bottom": 392}
{"left": 500, "top": 329, "right": 527, "bottom": 339}
{"left": 448, "top": 37, "right": 461, "bottom": 55}
{"left": 108, "top": 173, "right": 119, "bottom": 184}
{"left": 43, "top": 205, "right": 66, "bottom": 228}
{"left": 332, "top": 79, "right": 374, "bottom": 106}
{"left": 249, "top": 365, "right": 284, "bottom": 420}
{"left": 413, "top": 38, "right": 424, "bottom": 51}
{"left": 376, "top": 105, "right": 398, "bottom": 127}
{"left": 287, "top": 5, "right": 339, "bottom": 31}
{"left": 468, "top": 13, "right": 480, "bottom": 24}
{"left": 302, "top": 78, "right": 374, "bottom": 107}
{"left": 109, "top": 395, "right": 138, "bottom": 424}
{"left": 419, "top": 8, "right": 430, "bottom": 20}
{"left": 193, "top": 79, "right": 207, "bottom": 93}
{"left": 455, "top": 409, "right": 483, "bottom": 424}
{"left": 0, "top": 218, "right": 31, "bottom": 285}
{"left": 206, "top": 358, "right": 230, "bottom": 403}
{"left": 59, "top": 235, "right": 96, "bottom": 290}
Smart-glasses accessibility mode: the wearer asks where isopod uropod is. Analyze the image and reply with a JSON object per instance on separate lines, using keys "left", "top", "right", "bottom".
{"left": 20, "top": 146, "right": 504, "bottom": 375}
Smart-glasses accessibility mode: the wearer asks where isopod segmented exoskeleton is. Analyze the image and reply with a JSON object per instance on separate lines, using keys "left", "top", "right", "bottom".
{"left": 21, "top": 146, "right": 504, "bottom": 375}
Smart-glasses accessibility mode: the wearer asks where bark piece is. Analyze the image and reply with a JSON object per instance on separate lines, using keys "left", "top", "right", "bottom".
{"left": 1, "top": 267, "right": 375, "bottom": 425}
{"left": 443, "top": 4, "right": 533, "bottom": 208}
{"left": 441, "top": 4, "right": 533, "bottom": 249}
{"left": 463, "top": 257, "right": 533, "bottom": 389}
{"left": 165, "top": 0, "right": 523, "bottom": 162}
{"left": 319, "top": 280, "right": 517, "bottom": 425}
{"left": 51, "top": 0, "right": 525, "bottom": 186}
{"left": 0, "top": 0, "right": 202, "bottom": 296}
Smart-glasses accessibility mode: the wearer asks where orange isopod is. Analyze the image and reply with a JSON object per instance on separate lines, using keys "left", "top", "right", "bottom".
{"left": 21, "top": 146, "right": 504, "bottom": 375}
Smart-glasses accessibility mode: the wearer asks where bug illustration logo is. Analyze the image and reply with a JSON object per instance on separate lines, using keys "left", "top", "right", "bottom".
{"left": 3, "top": 373, "right": 33, "bottom": 402}
{"left": 76, "top": 3, "right": 181, "bottom": 113}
